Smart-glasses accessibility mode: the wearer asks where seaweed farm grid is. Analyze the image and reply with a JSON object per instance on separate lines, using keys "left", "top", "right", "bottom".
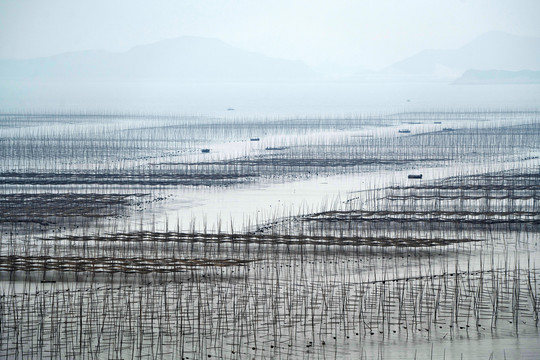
{"left": 0, "top": 110, "right": 539, "bottom": 359}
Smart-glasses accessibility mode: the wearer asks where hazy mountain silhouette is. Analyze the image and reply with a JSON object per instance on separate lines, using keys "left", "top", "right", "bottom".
{"left": 0, "top": 36, "right": 316, "bottom": 82}
{"left": 385, "top": 32, "right": 540, "bottom": 78}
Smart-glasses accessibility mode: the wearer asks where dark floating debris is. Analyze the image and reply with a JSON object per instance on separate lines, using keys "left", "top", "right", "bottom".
{"left": 201, "top": 149, "right": 210, "bottom": 153}
{"left": 265, "top": 147, "right": 288, "bottom": 151}
{"left": 408, "top": 174, "right": 423, "bottom": 179}
{"left": 227, "top": 108, "right": 235, "bottom": 111}
{"left": 250, "top": 138, "right": 260, "bottom": 141}
{"left": 434, "top": 121, "right": 442, "bottom": 124}
{"left": 40, "top": 280, "right": 56, "bottom": 284}
{"left": 443, "top": 128, "right": 455, "bottom": 131}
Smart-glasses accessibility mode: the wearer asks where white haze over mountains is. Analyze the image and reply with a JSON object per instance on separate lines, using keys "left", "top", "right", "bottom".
{"left": 1, "top": 0, "right": 540, "bottom": 70}
{"left": 0, "top": 1, "right": 539, "bottom": 113}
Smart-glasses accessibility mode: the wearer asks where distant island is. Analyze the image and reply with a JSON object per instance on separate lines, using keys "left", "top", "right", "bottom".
{"left": 454, "top": 69, "right": 540, "bottom": 84}
{"left": 383, "top": 32, "right": 540, "bottom": 81}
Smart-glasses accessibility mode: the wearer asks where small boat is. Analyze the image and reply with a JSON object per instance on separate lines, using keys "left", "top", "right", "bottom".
{"left": 442, "top": 128, "right": 454, "bottom": 131}
{"left": 434, "top": 121, "right": 442, "bottom": 124}
{"left": 408, "top": 174, "right": 423, "bottom": 179}
{"left": 250, "top": 138, "right": 260, "bottom": 141}
{"left": 201, "top": 149, "right": 210, "bottom": 153}
{"left": 227, "top": 108, "right": 235, "bottom": 111}
{"left": 398, "top": 129, "right": 411, "bottom": 133}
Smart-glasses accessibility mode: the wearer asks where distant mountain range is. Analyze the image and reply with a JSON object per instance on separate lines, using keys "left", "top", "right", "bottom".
{"left": 0, "top": 36, "right": 316, "bottom": 82}
{"left": 1, "top": 32, "right": 539, "bottom": 83}
{"left": 384, "top": 31, "right": 540, "bottom": 79}
{"left": 454, "top": 69, "right": 540, "bottom": 84}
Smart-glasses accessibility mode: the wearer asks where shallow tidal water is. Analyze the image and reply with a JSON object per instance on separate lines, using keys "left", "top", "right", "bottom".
{"left": 0, "top": 85, "right": 539, "bottom": 359}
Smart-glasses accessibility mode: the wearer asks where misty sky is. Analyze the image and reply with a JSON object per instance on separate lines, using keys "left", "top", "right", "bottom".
{"left": 1, "top": 0, "right": 539, "bottom": 70}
